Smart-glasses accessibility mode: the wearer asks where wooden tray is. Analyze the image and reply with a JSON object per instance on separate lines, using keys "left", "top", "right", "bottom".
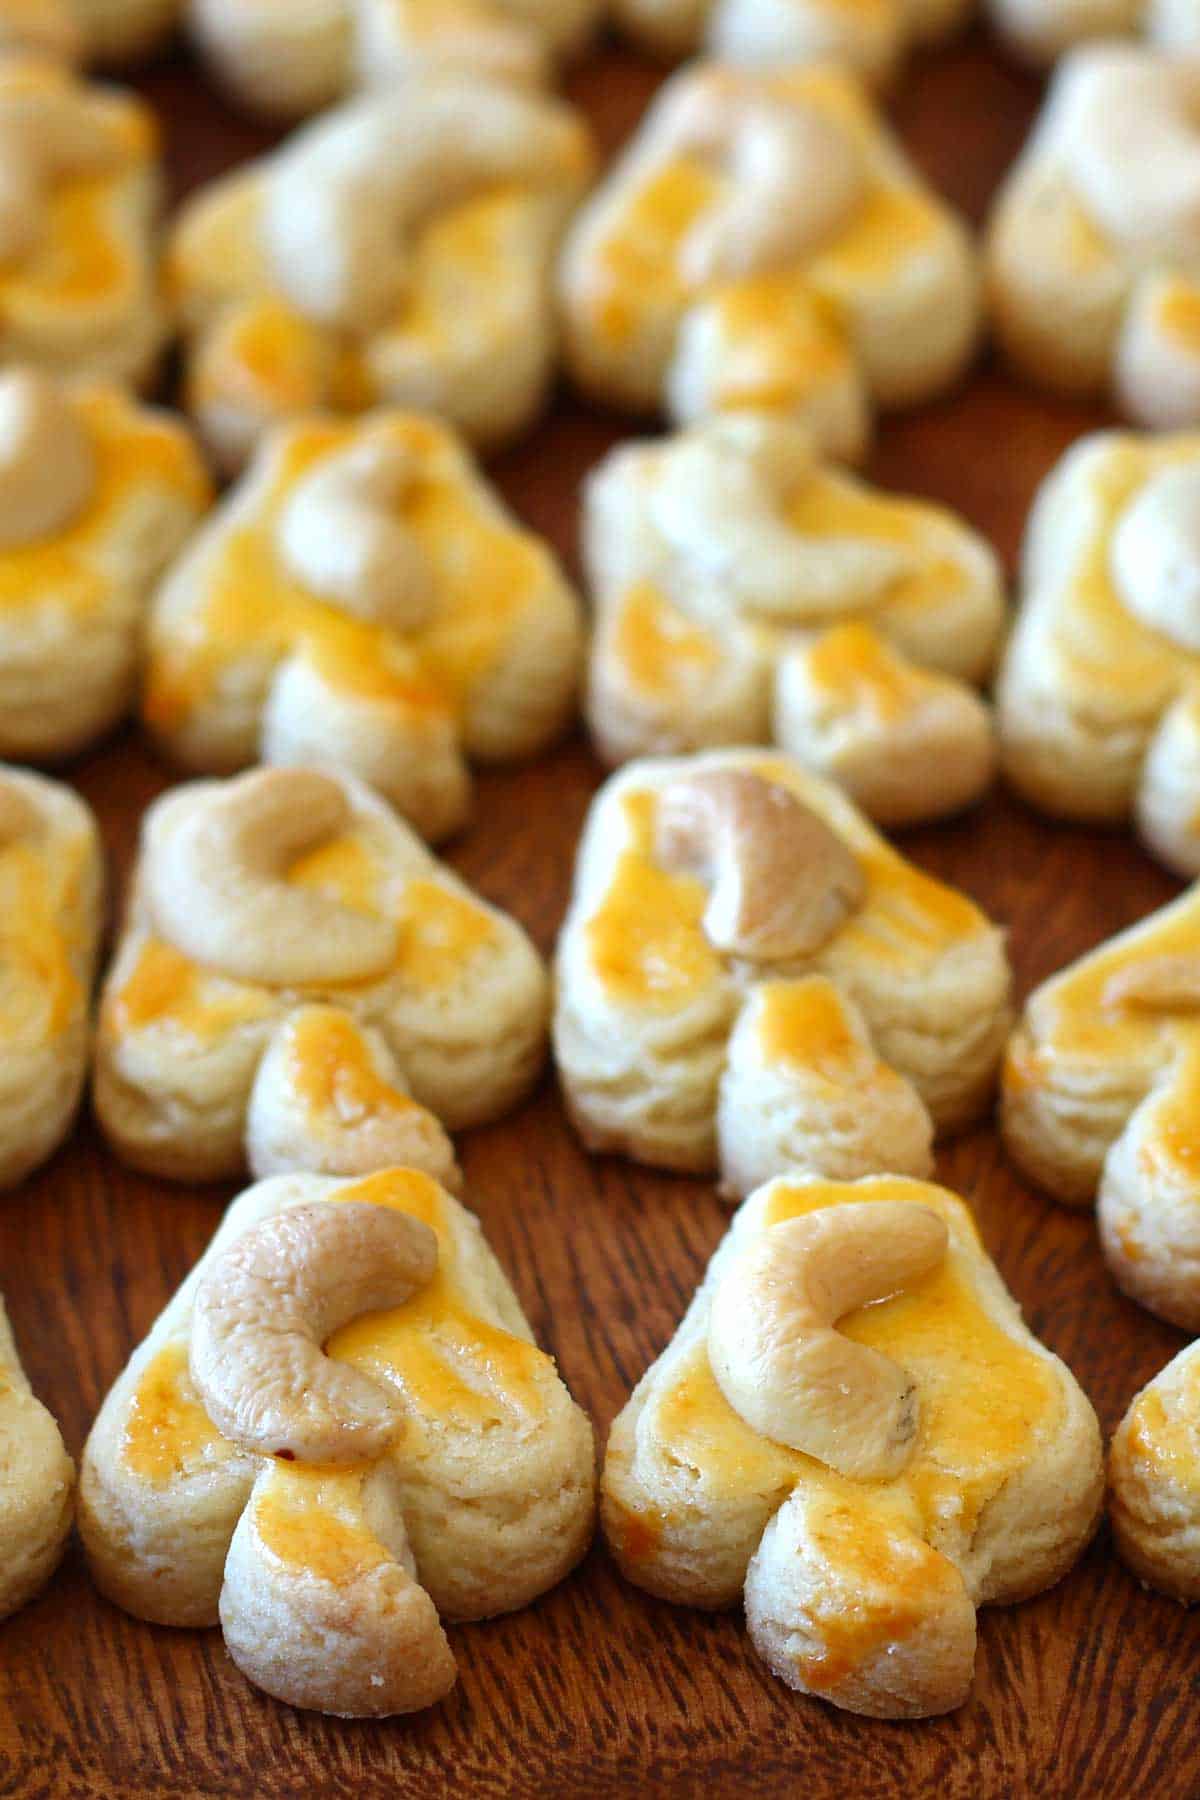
{"left": 1, "top": 31, "right": 1195, "bottom": 1800}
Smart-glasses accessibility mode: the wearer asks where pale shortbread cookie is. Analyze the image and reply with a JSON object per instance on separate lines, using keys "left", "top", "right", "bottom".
{"left": 602, "top": 1173, "right": 1103, "bottom": 1718}
{"left": 79, "top": 1167, "right": 596, "bottom": 1717}
{"left": 168, "top": 73, "right": 594, "bottom": 472}
{"left": 0, "top": 57, "right": 167, "bottom": 387}
{"left": 142, "top": 411, "right": 582, "bottom": 841}
{"left": 997, "top": 431, "right": 1200, "bottom": 876}
{"left": 0, "top": 1292, "right": 74, "bottom": 1619}
{"left": 188, "top": 0, "right": 603, "bottom": 119}
{"left": 1004, "top": 887, "right": 1200, "bottom": 1331}
{"left": 0, "top": 0, "right": 180, "bottom": 64}
{"left": 613, "top": 0, "right": 973, "bottom": 86}
{"left": 554, "top": 750, "right": 1012, "bottom": 1195}
{"left": 0, "top": 369, "right": 210, "bottom": 761}
{"left": 558, "top": 63, "right": 980, "bottom": 460}
{"left": 0, "top": 766, "right": 103, "bottom": 1190}
{"left": 1110, "top": 1340, "right": 1200, "bottom": 1602}
{"left": 987, "top": 47, "right": 1200, "bottom": 428}
{"left": 94, "top": 767, "right": 549, "bottom": 1184}
{"left": 989, "top": 0, "right": 1197, "bottom": 65}
{"left": 585, "top": 416, "right": 1001, "bottom": 825}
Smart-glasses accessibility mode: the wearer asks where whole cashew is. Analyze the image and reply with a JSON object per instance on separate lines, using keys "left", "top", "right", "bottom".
{"left": 144, "top": 769, "right": 399, "bottom": 988}
{"left": 0, "top": 370, "right": 95, "bottom": 552}
{"left": 263, "top": 80, "right": 586, "bottom": 332}
{"left": 653, "top": 82, "right": 866, "bottom": 287}
{"left": 0, "top": 79, "right": 119, "bottom": 264}
{"left": 190, "top": 1201, "right": 438, "bottom": 1463}
{"left": 1103, "top": 955, "right": 1200, "bottom": 1010}
{"left": 654, "top": 768, "right": 866, "bottom": 960}
{"left": 650, "top": 420, "right": 916, "bottom": 618}
{"left": 276, "top": 437, "right": 435, "bottom": 632}
{"left": 1057, "top": 50, "right": 1200, "bottom": 259}
{"left": 708, "top": 1202, "right": 949, "bottom": 1479}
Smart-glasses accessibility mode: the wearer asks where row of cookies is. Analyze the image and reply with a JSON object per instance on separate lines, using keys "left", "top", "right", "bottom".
{"left": 5, "top": 745, "right": 1200, "bottom": 1715}
{"left": 5, "top": 48, "right": 1200, "bottom": 461}
{"left": 9, "top": 357, "right": 1200, "bottom": 879}
{"left": 0, "top": 0, "right": 1192, "bottom": 98}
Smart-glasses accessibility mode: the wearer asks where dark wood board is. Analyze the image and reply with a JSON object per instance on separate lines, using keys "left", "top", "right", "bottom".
{"left": 1, "top": 27, "right": 1196, "bottom": 1800}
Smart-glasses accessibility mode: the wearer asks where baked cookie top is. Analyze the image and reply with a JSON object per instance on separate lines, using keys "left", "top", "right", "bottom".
{"left": 167, "top": 71, "right": 594, "bottom": 470}
{"left": 142, "top": 410, "right": 582, "bottom": 841}
{"left": 0, "top": 1289, "right": 74, "bottom": 1621}
{"left": 0, "top": 56, "right": 167, "bottom": 387}
{"left": 559, "top": 62, "right": 980, "bottom": 456}
{"left": 612, "top": 0, "right": 973, "bottom": 87}
{"left": 95, "top": 767, "right": 549, "bottom": 1183}
{"left": 585, "top": 415, "right": 1001, "bottom": 825}
{"left": 554, "top": 749, "right": 1011, "bottom": 1195}
{"left": 987, "top": 47, "right": 1200, "bottom": 428}
{"left": 188, "top": 0, "right": 604, "bottom": 118}
{"left": 603, "top": 1172, "right": 1102, "bottom": 1718}
{"left": 79, "top": 1167, "right": 596, "bottom": 1717}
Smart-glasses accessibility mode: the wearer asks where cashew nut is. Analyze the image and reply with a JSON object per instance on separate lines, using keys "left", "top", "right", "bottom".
{"left": 0, "top": 78, "right": 118, "bottom": 264}
{"left": 1103, "top": 955, "right": 1200, "bottom": 1011}
{"left": 708, "top": 1203, "right": 949, "bottom": 1479}
{"left": 654, "top": 82, "right": 865, "bottom": 287}
{"left": 277, "top": 437, "right": 435, "bottom": 632}
{"left": 263, "top": 80, "right": 585, "bottom": 332}
{"left": 143, "top": 769, "right": 399, "bottom": 988}
{"left": 654, "top": 768, "right": 866, "bottom": 960}
{"left": 650, "top": 419, "right": 916, "bottom": 618}
{"left": 0, "top": 370, "right": 95, "bottom": 552}
{"left": 1111, "top": 462, "right": 1200, "bottom": 653}
{"left": 1057, "top": 50, "right": 1200, "bottom": 259}
{"left": 190, "top": 1201, "right": 438, "bottom": 1463}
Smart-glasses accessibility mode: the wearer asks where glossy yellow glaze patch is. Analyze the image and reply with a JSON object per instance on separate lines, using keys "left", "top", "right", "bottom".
{"left": 287, "top": 835, "right": 380, "bottom": 919}
{"left": 803, "top": 623, "right": 924, "bottom": 722}
{"left": 1140, "top": 1046, "right": 1200, "bottom": 1178}
{"left": 1124, "top": 1364, "right": 1200, "bottom": 1497}
{"left": 0, "top": 391, "right": 209, "bottom": 615}
{"left": 144, "top": 421, "right": 543, "bottom": 735}
{"left": 0, "top": 840, "right": 78, "bottom": 1040}
{"left": 705, "top": 278, "right": 853, "bottom": 414}
{"left": 393, "top": 879, "right": 500, "bottom": 989}
{"left": 106, "top": 938, "right": 275, "bottom": 1041}
{"left": 121, "top": 1342, "right": 236, "bottom": 1485}
{"left": 811, "top": 185, "right": 941, "bottom": 286}
{"left": 284, "top": 1008, "right": 418, "bottom": 1128}
{"left": 750, "top": 977, "right": 863, "bottom": 1074}
{"left": 1156, "top": 281, "right": 1200, "bottom": 356}
{"left": 253, "top": 1465, "right": 390, "bottom": 1585}
{"left": 612, "top": 582, "right": 723, "bottom": 697}
{"left": 325, "top": 1173, "right": 549, "bottom": 1435}
{"left": 215, "top": 300, "right": 338, "bottom": 413}
{"left": 585, "top": 791, "right": 722, "bottom": 1010}
{"left": 593, "top": 159, "right": 722, "bottom": 344}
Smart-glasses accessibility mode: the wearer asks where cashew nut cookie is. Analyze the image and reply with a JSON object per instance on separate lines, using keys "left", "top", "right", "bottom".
{"left": 167, "top": 73, "right": 594, "bottom": 474}
{"left": 988, "top": 0, "right": 1197, "bottom": 65}
{"left": 141, "top": 412, "right": 582, "bottom": 837}
{"left": 986, "top": 47, "right": 1200, "bottom": 428}
{"left": 554, "top": 750, "right": 1012, "bottom": 1196}
{"left": 0, "top": 57, "right": 168, "bottom": 387}
{"left": 613, "top": 0, "right": 973, "bottom": 87}
{"left": 187, "top": 0, "right": 604, "bottom": 121}
{"left": 558, "top": 64, "right": 981, "bottom": 459}
{"left": 79, "top": 1167, "right": 596, "bottom": 1716}
{"left": 0, "top": 766, "right": 103, "bottom": 1190}
{"left": 585, "top": 416, "right": 1002, "bottom": 826}
{"left": 94, "top": 767, "right": 549, "bottom": 1185}
{"left": 0, "top": 368, "right": 210, "bottom": 762}
{"left": 996, "top": 431, "right": 1200, "bottom": 876}
{"left": 0, "top": 1291, "right": 74, "bottom": 1619}
{"left": 1110, "top": 1339, "right": 1200, "bottom": 1603}
{"left": 602, "top": 1173, "right": 1103, "bottom": 1718}
{"left": 1003, "top": 886, "right": 1200, "bottom": 1331}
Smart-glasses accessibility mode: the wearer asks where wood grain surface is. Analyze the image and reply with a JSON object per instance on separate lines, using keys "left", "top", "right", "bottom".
{"left": 1, "top": 29, "right": 1196, "bottom": 1800}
